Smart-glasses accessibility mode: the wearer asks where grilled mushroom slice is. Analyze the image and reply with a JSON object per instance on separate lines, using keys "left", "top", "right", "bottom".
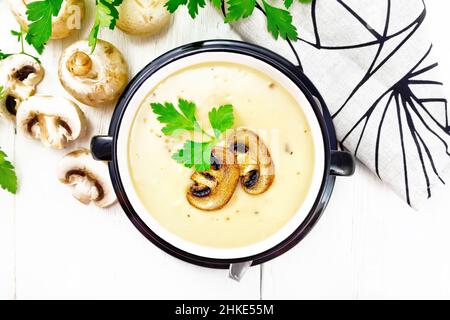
{"left": 8, "top": 0, "right": 85, "bottom": 39}
{"left": 57, "top": 149, "right": 116, "bottom": 208}
{"left": 117, "top": 0, "right": 171, "bottom": 36}
{"left": 0, "top": 54, "right": 44, "bottom": 120}
{"left": 187, "top": 147, "right": 240, "bottom": 211}
{"left": 58, "top": 39, "right": 128, "bottom": 107}
{"left": 227, "top": 129, "right": 275, "bottom": 195}
{"left": 16, "top": 96, "right": 87, "bottom": 149}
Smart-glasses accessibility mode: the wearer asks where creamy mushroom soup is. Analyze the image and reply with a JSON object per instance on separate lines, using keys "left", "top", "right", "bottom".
{"left": 128, "top": 62, "right": 315, "bottom": 248}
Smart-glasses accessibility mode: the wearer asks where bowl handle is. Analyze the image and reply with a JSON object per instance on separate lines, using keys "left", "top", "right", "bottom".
{"left": 229, "top": 261, "right": 253, "bottom": 282}
{"left": 330, "top": 150, "right": 355, "bottom": 177}
{"left": 91, "top": 135, "right": 113, "bottom": 161}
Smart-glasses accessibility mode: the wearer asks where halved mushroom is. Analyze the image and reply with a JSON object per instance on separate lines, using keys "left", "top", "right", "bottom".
{"left": 187, "top": 147, "right": 240, "bottom": 211}
{"left": 58, "top": 40, "right": 128, "bottom": 107}
{"left": 57, "top": 148, "right": 116, "bottom": 208}
{"left": 16, "top": 95, "right": 87, "bottom": 149}
{"left": 117, "top": 0, "right": 171, "bottom": 36}
{"left": 227, "top": 129, "right": 275, "bottom": 195}
{"left": 0, "top": 54, "right": 44, "bottom": 120}
{"left": 8, "top": 0, "right": 85, "bottom": 39}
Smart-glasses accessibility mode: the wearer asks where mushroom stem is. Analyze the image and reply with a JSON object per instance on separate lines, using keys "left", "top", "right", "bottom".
{"left": 66, "top": 51, "right": 92, "bottom": 77}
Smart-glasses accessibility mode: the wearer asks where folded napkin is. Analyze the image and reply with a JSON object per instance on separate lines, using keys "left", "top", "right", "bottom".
{"left": 226, "top": 0, "right": 448, "bottom": 207}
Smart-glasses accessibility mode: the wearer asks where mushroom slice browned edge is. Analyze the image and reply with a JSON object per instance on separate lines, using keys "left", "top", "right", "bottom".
{"left": 57, "top": 148, "right": 116, "bottom": 208}
{"left": 186, "top": 147, "right": 240, "bottom": 211}
{"left": 227, "top": 128, "right": 275, "bottom": 195}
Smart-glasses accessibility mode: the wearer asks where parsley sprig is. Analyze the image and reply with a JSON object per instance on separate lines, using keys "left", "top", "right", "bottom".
{"left": 22, "top": 0, "right": 312, "bottom": 54}
{"left": 0, "top": 28, "right": 41, "bottom": 63}
{"left": 151, "top": 99, "right": 234, "bottom": 171}
{"left": 88, "top": 0, "right": 123, "bottom": 52}
{"left": 167, "top": 0, "right": 312, "bottom": 41}
{"left": 23, "top": 0, "right": 122, "bottom": 54}
{"left": 25, "top": 0, "right": 63, "bottom": 54}
{"left": 0, "top": 145, "right": 18, "bottom": 195}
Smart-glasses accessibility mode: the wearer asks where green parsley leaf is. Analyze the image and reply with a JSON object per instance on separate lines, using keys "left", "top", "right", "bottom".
{"left": 165, "top": 0, "right": 220, "bottom": 18}
{"left": 0, "top": 50, "right": 12, "bottom": 60}
{"left": 0, "top": 148, "right": 17, "bottom": 194}
{"left": 263, "top": 0, "right": 297, "bottom": 40}
{"left": 88, "top": 0, "right": 123, "bottom": 52}
{"left": 165, "top": 0, "right": 188, "bottom": 13}
{"left": 150, "top": 99, "right": 199, "bottom": 136}
{"left": 11, "top": 30, "right": 23, "bottom": 42}
{"left": 224, "top": 0, "right": 256, "bottom": 23}
{"left": 283, "top": 0, "right": 293, "bottom": 9}
{"left": 208, "top": 104, "right": 234, "bottom": 138}
{"left": 151, "top": 99, "right": 235, "bottom": 171}
{"left": 209, "top": 0, "right": 222, "bottom": 9}
{"left": 25, "top": 0, "right": 63, "bottom": 54}
{"left": 172, "top": 140, "right": 215, "bottom": 171}
{"left": 187, "top": 0, "right": 206, "bottom": 18}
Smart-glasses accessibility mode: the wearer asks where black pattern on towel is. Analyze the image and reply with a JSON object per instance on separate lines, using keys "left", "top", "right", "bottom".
{"left": 227, "top": 0, "right": 448, "bottom": 207}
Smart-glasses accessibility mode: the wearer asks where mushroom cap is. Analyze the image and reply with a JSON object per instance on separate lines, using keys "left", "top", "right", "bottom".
{"left": 227, "top": 128, "right": 275, "bottom": 195}
{"left": 57, "top": 148, "right": 116, "bottom": 208}
{"left": 7, "top": 0, "right": 85, "bottom": 39}
{"left": 186, "top": 147, "right": 240, "bottom": 211}
{"left": 117, "top": 0, "right": 171, "bottom": 36}
{"left": 58, "top": 39, "right": 128, "bottom": 107}
{"left": 0, "top": 54, "right": 44, "bottom": 120}
{"left": 16, "top": 95, "right": 87, "bottom": 149}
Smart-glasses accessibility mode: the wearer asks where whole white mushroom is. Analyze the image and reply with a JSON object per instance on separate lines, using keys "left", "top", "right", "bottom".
{"left": 8, "top": 0, "right": 85, "bottom": 39}
{"left": 117, "top": 0, "right": 171, "bottom": 36}
{"left": 58, "top": 39, "right": 128, "bottom": 107}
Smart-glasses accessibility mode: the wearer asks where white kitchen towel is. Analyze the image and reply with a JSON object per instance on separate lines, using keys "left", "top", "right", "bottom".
{"left": 226, "top": 0, "right": 448, "bottom": 207}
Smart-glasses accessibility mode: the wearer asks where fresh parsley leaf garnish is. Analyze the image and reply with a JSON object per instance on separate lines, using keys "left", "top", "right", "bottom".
{"left": 0, "top": 148, "right": 18, "bottom": 194}
{"left": 165, "top": 0, "right": 218, "bottom": 18}
{"left": 283, "top": 0, "right": 293, "bottom": 9}
{"left": 11, "top": 29, "right": 23, "bottom": 42}
{"left": 165, "top": 0, "right": 188, "bottom": 14}
{"left": 209, "top": 0, "right": 222, "bottom": 9}
{"left": 224, "top": 0, "right": 256, "bottom": 23}
{"left": 0, "top": 50, "right": 12, "bottom": 60}
{"left": 25, "top": 0, "right": 63, "bottom": 54}
{"left": 172, "top": 140, "right": 215, "bottom": 171}
{"left": 165, "top": 0, "right": 311, "bottom": 41}
{"left": 151, "top": 99, "right": 235, "bottom": 171}
{"left": 3, "top": 29, "right": 41, "bottom": 63}
{"left": 150, "top": 99, "right": 200, "bottom": 135}
{"left": 88, "top": 0, "right": 123, "bottom": 52}
{"left": 187, "top": 0, "right": 206, "bottom": 18}
{"left": 208, "top": 104, "right": 234, "bottom": 138}
{"left": 263, "top": 0, "right": 297, "bottom": 40}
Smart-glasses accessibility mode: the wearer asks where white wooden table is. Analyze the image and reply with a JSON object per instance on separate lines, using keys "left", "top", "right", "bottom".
{"left": 1, "top": 1, "right": 450, "bottom": 300}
